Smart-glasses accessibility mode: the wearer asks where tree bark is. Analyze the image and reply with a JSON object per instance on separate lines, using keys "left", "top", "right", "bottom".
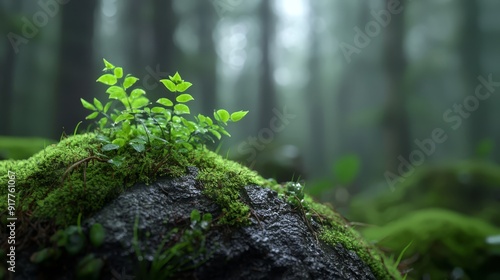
{"left": 382, "top": 0, "right": 411, "bottom": 173}
{"left": 55, "top": 0, "right": 98, "bottom": 136}
{"left": 196, "top": 1, "right": 217, "bottom": 116}
{"left": 460, "top": 0, "right": 483, "bottom": 154}
{"left": 257, "top": 0, "right": 277, "bottom": 131}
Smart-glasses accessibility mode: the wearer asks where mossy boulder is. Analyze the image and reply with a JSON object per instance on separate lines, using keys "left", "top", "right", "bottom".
{"left": 361, "top": 209, "right": 500, "bottom": 280}
{"left": 0, "top": 134, "right": 400, "bottom": 279}
{"left": 349, "top": 161, "right": 500, "bottom": 226}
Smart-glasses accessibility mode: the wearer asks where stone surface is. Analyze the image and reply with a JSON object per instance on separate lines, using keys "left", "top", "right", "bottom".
{"left": 82, "top": 167, "right": 377, "bottom": 280}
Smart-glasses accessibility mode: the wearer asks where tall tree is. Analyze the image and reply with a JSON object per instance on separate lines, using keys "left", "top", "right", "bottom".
{"left": 257, "top": 0, "right": 277, "bottom": 131}
{"left": 196, "top": 1, "right": 217, "bottom": 116}
{"left": 0, "top": 2, "right": 22, "bottom": 135}
{"left": 152, "top": 0, "right": 177, "bottom": 71}
{"left": 460, "top": 0, "right": 484, "bottom": 153}
{"left": 382, "top": 0, "right": 411, "bottom": 173}
{"left": 55, "top": 0, "right": 98, "bottom": 136}
{"left": 307, "top": 2, "right": 327, "bottom": 173}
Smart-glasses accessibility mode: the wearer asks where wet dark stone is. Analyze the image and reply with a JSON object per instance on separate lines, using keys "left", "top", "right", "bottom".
{"left": 14, "top": 167, "right": 378, "bottom": 279}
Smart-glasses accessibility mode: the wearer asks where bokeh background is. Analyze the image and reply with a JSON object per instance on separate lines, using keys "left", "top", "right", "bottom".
{"left": 2, "top": 1, "right": 500, "bottom": 278}
{"left": 1, "top": 0, "right": 500, "bottom": 205}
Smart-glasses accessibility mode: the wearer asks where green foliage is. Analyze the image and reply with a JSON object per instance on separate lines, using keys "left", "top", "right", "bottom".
{"left": 475, "top": 138, "right": 494, "bottom": 159}
{"left": 32, "top": 221, "right": 105, "bottom": 259}
{"left": 30, "top": 220, "right": 106, "bottom": 278}
{"left": 0, "top": 136, "right": 56, "bottom": 160}
{"left": 361, "top": 209, "right": 500, "bottom": 279}
{"left": 333, "top": 154, "right": 361, "bottom": 185}
{"left": 133, "top": 209, "right": 213, "bottom": 279}
{"left": 307, "top": 154, "right": 361, "bottom": 197}
{"left": 81, "top": 59, "right": 248, "bottom": 161}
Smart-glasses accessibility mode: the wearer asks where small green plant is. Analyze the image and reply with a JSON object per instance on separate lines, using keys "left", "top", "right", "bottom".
{"left": 80, "top": 59, "right": 247, "bottom": 164}
{"left": 29, "top": 218, "right": 106, "bottom": 279}
{"left": 133, "top": 209, "right": 213, "bottom": 279}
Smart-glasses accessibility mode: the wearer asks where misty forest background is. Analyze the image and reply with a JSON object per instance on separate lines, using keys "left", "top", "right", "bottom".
{"left": 1, "top": 0, "right": 500, "bottom": 212}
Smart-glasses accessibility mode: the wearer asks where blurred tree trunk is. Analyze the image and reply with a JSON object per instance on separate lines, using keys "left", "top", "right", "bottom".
{"left": 257, "top": 0, "right": 277, "bottom": 131}
{"left": 382, "top": 0, "right": 410, "bottom": 173}
{"left": 196, "top": 1, "right": 217, "bottom": 116}
{"left": 307, "top": 3, "right": 326, "bottom": 173}
{"left": 123, "top": 1, "right": 145, "bottom": 75}
{"left": 152, "top": 0, "right": 177, "bottom": 72}
{"left": 460, "top": 0, "right": 483, "bottom": 153}
{"left": 55, "top": 0, "right": 98, "bottom": 136}
{"left": 0, "top": 2, "right": 21, "bottom": 135}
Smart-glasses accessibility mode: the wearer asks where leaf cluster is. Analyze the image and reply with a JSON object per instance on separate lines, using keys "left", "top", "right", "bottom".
{"left": 81, "top": 59, "right": 248, "bottom": 162}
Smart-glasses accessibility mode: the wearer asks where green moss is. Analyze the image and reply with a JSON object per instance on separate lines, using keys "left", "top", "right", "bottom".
{"left": 0, "top": 136, "right": 56, "bottom": 160}
{"left": 361, "top": 208, "right": 500, "bottom": 279}
{"left": 350, "top": 161, "right": 500, "bottom": 226}
{"left": 192, "top": 149, "right": 268, "bottom": 226}
{"left": 0, "top": 133, "right": 399, "bottom": 278}
{"left": 306, "top": 198, "right": 401, "bottom": 280}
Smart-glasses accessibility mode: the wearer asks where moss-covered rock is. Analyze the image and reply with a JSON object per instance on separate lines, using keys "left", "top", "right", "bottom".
{"left": 360, "top": 209, "right": 500, "bottom": 280}
{"left": 0, "top": 133, "right": 400, "bottom": 279}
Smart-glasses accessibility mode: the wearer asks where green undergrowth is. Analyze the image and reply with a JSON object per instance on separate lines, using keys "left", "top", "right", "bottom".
{"left": 361, "top": 208, "right": 500, "bottom": 279}
{"left": 0, "top": 133, "right": 400, "bottom": 279}
{"left": 350, "top": 161, "right": 500, "bottom": 226}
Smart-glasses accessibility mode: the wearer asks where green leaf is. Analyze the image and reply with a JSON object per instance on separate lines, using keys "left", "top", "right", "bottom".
{"left": 121, "top": 120, "right": 131, "bottom": 134}
{"left": 176, "top": 94, "right": 194, "bottom": 103}
{"left": 80, "top": 98, "right": 96, "bottom": 111}
{"left": 103, "top": 102, "right": 112, "bottom": 113}
{"left": 160, "top": 79, "right": 176, "bottom": 92}
{"left": 103, "top": 58, "right": 115, "bottom": 70}
{"left": 106, "top": 86, "right": 126, "bottom": 99}
{"left": 205, "top": 116, "right": 213, "bottom": 126}
{"left": 101, "top": 144, "right": 120, "bottom": 152}
{"left": 114, "top": 113, "right": 133, "bottom": 123}
{"left": 98, "top": 117, "right": 107, "bottom": 129}
{"left": 170, "top": 72, "right": 182, "bottom": 83}
{"left": 86, "top": 112, "right": 99, "bottom": 120}
{"left": 151, "top": 107, "right": 166, "bottom": 114}
{"left": 119, "top": 98, "right": 131, "bottom": 109}
{"left": 65, "top": 231, "right": 85, "bottom": 255}
{"left": 209, "top": 129, "right": 221, "bottom": 140}
{"left": 190, "top": 209, "right": 201, "bottom": 222}
{"left": 96, "top": 74, "right": 117, "bottom": 85}
{"left": 130, "top": 88, "right": 145, "bottom": 98}
{"left": 216, "top": 109, "right": 230, "bottom": 123}
{"left": 176, "top": 81, "right": 193, "bottom": 92}
{"left": 201, "top": 213, "right": 212, "bottom": 230}
{"left": 333, "top": 154, "right": 361, "bottom": 186}
{"left": 108, "top": 156, "right": 125, "bottom": 167}
{"left": 219, "top": 128, "right": 231, "bottom": 137}
{"left": 114, "top": 67, "right": 123, "bottom": 78}
{"left": 130, "top": 142, "right": 145, "bottom": 153}
{"left": 112, "top": 138, "right": 126, "bottom": 147}
{"left": 174, "top": 104, "right": 190, "bottom": 115}
{"left": 157, "top": 97, "right": 173, "bottom": 107}
{"left": 197, "top": 114, "right": 206, "bottom": 123}
{"left": 89, "top": 224, "right": 105, "bottom": 247}
{"left": 231, "top": 111, "right": 248, "bottom": 122}
{"left": 93, "top": 98, "right": 103, "bottom": 111}
{"left": 124, "top": 76, "right": 139, "bottom": 89}
{"left": 182, "top": 142, "right": 193, "bottom": 150}
{"left": 30, "top": 248, "right": 57, "bottom": 264}
{"left": 131, "top": 97, "right": 149, "bottom": 109}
